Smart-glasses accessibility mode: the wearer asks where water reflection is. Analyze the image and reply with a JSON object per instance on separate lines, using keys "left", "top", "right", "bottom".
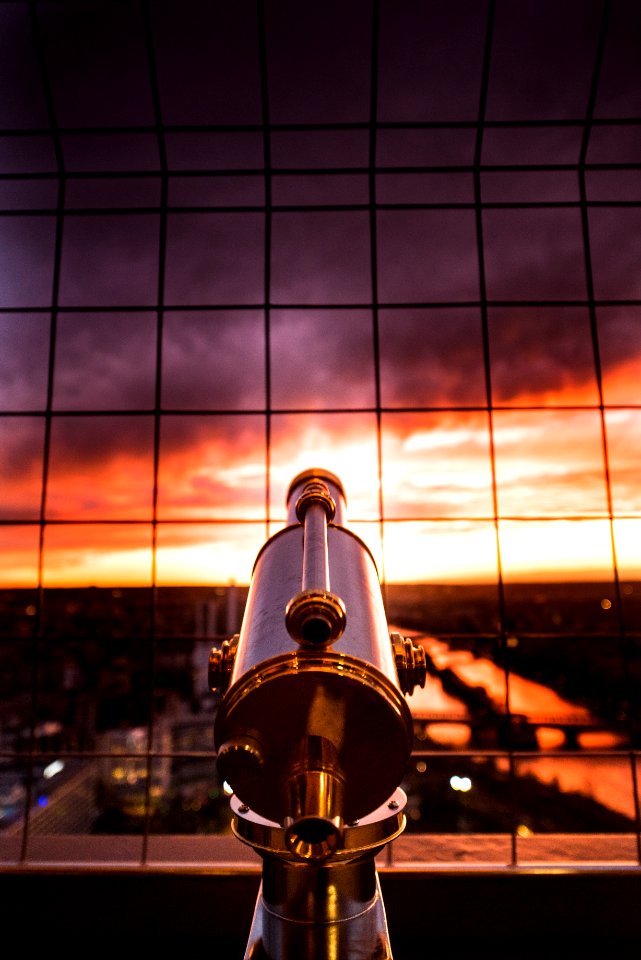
{"left": 512, "top": 755, "right": 636, "bottom": 822}
{"left": 406, "top": 632, "right": 635, "bottom": 824}
{"left": 419, "top": 636, "right": 595, "bottom": 723}
{"left": 409, "top": 634, "right": 621, "bottom": 743}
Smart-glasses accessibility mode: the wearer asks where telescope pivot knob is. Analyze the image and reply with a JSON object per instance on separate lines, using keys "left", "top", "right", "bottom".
{"left": 391, "top": 632, "right": 427, "bottom": 695}
{"left": 285, "top": 589, "right": 347, "bottom": 646}
{"left": 208, "top": 634, "right": 239, "bottom": 694}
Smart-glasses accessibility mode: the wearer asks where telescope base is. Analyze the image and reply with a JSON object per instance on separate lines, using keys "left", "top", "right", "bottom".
{"left": 231, "top": 787, "right": 406, "bottom": 958}
{"left": 243, "top": 869, "right": 393, "bottom": 960}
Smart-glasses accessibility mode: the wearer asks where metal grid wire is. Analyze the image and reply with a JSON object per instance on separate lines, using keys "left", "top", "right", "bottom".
{"left": 0, "top": 0, "right": 640, "bottom": 868}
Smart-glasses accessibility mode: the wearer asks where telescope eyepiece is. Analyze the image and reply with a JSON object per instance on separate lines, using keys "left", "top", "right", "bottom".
{"left": 284, "top": 736, "right": 345, "bottom": 861}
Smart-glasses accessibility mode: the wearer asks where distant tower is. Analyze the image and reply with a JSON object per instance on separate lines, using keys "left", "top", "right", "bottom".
{"left": 193, "top": 597, "right": 219, "bottom": 705}
{"left": 195, "top": 598, "right": 218, "bottom": 638}
{"left": 225, "top": 581, "right": 240, "bottom": 633}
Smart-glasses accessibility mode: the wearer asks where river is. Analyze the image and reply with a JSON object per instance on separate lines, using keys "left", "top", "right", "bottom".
{"left": 403, "top": 633, "right": 637, "bottom": 821}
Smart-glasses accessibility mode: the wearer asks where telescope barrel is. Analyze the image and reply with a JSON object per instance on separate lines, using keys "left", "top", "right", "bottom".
{"left": 211, "top": 469, "right": 425, "bottom": 844}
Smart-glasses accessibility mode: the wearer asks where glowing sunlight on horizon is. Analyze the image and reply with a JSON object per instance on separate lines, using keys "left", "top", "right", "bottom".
{"left": 1, "top": 332, "right": 640, "bottom": 589}
{"left": 1, "top": 402, "right": 640, "bottom": 589}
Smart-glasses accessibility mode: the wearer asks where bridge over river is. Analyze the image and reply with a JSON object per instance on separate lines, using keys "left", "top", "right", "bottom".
{"left": 403, "top": 634, "right": 626, "bottom": 752}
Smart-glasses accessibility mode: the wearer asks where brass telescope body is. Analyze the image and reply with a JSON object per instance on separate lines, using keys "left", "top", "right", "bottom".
{"left": 209, "top": 469, "right": 426, "bottom": 958}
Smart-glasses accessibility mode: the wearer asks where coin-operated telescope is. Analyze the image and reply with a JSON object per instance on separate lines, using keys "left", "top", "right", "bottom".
{"left": 209, "top": 469, "right": 426, "bottom": 959}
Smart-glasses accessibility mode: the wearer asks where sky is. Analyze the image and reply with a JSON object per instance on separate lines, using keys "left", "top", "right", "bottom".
{"left": 0, "top": 0, "right": 640, "bottom": 588}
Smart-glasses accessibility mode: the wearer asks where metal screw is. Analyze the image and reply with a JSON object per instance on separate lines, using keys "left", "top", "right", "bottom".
{"left": 388, "top": 799, "right": 399, "bottom": 810}
{"left": 348, "top": 819, "right": 360, "bottom": 827}
{"left": 238, "top": 804, "right": 250, "bottom": 814}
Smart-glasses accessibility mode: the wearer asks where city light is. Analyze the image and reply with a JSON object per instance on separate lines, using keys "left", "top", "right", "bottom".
{"left": 449, "top": 776, "right": 472, "bottom": 792}
{"left": 43, "top": 760, "right": 65, "bottom": 779}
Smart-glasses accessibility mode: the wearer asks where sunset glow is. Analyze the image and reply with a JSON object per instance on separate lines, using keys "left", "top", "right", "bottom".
{"left": 1, "top": 354, "right": 639, "bottom": 587}
{"left": 0, "top": 342, "right": 641, "bottom": 587}
{"left": 1, "top": 345, "right": 640, "bottom": 587}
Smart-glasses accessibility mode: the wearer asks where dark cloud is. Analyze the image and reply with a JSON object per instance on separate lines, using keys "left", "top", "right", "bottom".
{"left": 265, "top": 0, "right": 371, "bottom": 124}
{"left": 488, "top": 307, "right": 599, "bottom": 404}
{"left": 377, "top": 0, "right": 487, "bottom": 122}
{"left": 59, "top": 214, "right": 160, "bottom": 307}
{"left": 378, "top": 308, "right": 487, "bottom": 408}
{"left": 485, "top": 0, "right": 603, "bottom": 121}
{"left": 483, "top": 207, "right": 588, "bottom": 300}
{"left": 161, "top": 311, "right": 265, "bottom": 411}
{"left": 269, "top": 309, "right": 375, "bottom": 410}
{"left": 0, "top": 4, "right": 48, "bottom": 128}
{"left": 0, "top": 314, "right": 50, "bottom": 410}
{"left": 164, "top": 213, "right": 264, "bottom": 306}
{"left": 0, "top": 415, "right": 45, "bottom": 519}
{"left": 377, "top": 209, "right": 480, "bottom": 303}
{"left": 1, "top": 0, "right": 640, "bottom": 565}
{"left": 588, "top": 208, "right": 641, "bottom": 300}
{"left": 152, "top": 0, "right": 262, "bottom": 125}
{"left": 53, "top": 313, "right": 157, "bottom": 410}
{"left": 47, "top": 414, "right": 154, "bottom": 469}
{"left": 37, "top": 1, "right": 154, "bottom": 127}
{"left": 598, "top": 306, "right": 641, "bottom": 401}
{"left": 270, "top": 211, "right": 371, "bottom": 304}
{"left": 0, "top": 216, "right": 56, "bottom": 307}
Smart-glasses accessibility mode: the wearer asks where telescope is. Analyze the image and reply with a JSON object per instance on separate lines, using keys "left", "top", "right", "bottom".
{"left": 209, "top": 468, "right": 426, "bottom": 958}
